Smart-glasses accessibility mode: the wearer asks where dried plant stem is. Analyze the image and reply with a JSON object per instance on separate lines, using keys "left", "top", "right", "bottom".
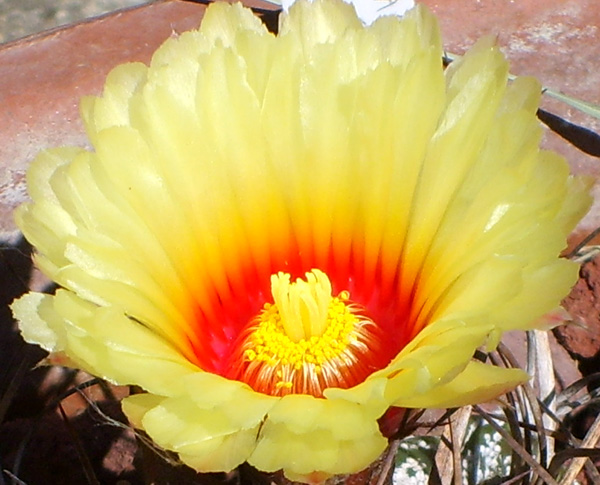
{"left": 375, "top": 440, "right": 400, "bottom": 485}
{"left": 57, "top": 403, "right": 101, "bottom": 485}
{"left": 528, "top": 330, "right": 556, "bottom": 458}
{"left": 567, "top": 225, "right": 600, "bottom": 259}
{"left": 434, "top": 406, "right": 472, "bottom": 485}
{"left": 497, "top": 340, "right": 551, "bottom": 470}
{"left": 2, "top": 470, "right": 28, "bottom": 485}
{"left": 473, "top": 405, "right": 559, "bottom": 485}
{"left": 558, "top": 412, "right": 600, "bottom": 485}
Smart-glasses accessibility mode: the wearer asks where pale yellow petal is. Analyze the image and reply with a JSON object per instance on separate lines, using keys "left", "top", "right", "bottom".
{"left": 246, "top": 392, "right": 387, "bottom": 477}
{"left": 12, "top": 290, "right": 197, "bottom": 395}
{"left": 11, "top": 292, "right": 63, "bottom": 352}
{"left": 402, "top": 38, "right": 508, "bottom": 274}
{"left": 250, "top": 416, "right": 386, "bottom": 478}
{"left": 394, "top": 38, "right": 591, "bottom": 339}
{"left": 182, "top": 373, "right": 277, "bottom": 427}
{"left": 18, "top": 145, "right": 202, "bottom": 357}
{"left": 198, "top": 1, "right": 268, "bottom": 47}
{"left": 379, "top": 320, "right": 496, "bottom": 404}
{"left": 395, "top": 361, "right": 529, "bottom": 408}
{"left": 80, "top": 62, "right": 148, "bottom": 143}
{"left": 267, "top": 394, "right": 382, "bottom": 439}
{"left": 281, "top": 0, "right": 362, "bottom": 44}
{"left": 140, "top": 398, "right": 256, "bottom": 471}
{"left": 121, "top": 393, "right": 167, "bottom": 428}
{"left": 323, "top": 375, "right": 389, "bottom": 411}
{"left": 250, "top": 421, "right": 386, "bottom": 478}
{"left": 177, "top": 431, "right": 260, "bottom": 472}
{"left": 132, "top": 377, "right": 274, "bottom": 472}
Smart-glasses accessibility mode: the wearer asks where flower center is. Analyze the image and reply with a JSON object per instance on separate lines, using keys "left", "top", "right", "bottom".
{"left": 226, "top": 269, "right": 387, "bottom": 397}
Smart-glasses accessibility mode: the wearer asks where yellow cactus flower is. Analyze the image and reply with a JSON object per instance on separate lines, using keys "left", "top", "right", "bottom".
{"left": 11, "top": 0, "right": 590, "bottom": 482}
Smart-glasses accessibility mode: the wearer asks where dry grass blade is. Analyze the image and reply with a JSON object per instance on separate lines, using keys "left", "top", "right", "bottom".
{"left": 433, "top": 406, "right": 471, "bottom": 485}
{"left": 473, "top": 405, "right": 559, "bottom": 485}
{"left": 490, "top": 360, "right": 534, "bottom": 483}
{"left": 555, "top": 372, "right": 600, "bottom": 414}
{"left": 484, "top": 373, "right": 526, "bottom": 479}
{"left": 570, "top": 245, "right": 600, "bottom": 264}
{"left": 449, "top": 408, "right": 468, "bottom": 485}
{"left": 566, "top": 226, "right": 600, "bottom": 259}
{"left": 0, "top": 355, "right": 31, "bottom": 425}
{"left": 495, "top": 470, "right": 532, "bottom": 485}
{"left": 541, "top": 89, "right": 600, "bottom": 121}
{"left": 57, "top": 403, "right": 101, "bottom": 485}
{"left": 7, "top": 375, "right": 109, "bottom": 482}
{"left": 391, "top": 407, "right": 428, "bottom": 440}
{"left": 496, "top": 341, "right": 551, "bottom": 472}
{"left": 527, "top": 330, "right": 556, "bottom": 461}
{"left": 583, "top": 456, "right": 600, "bottom": 484}
{"left": 558, "top": 412, "right": 600, "bottom": 485}
{"left": 375, "top": 440, "right": 400, "bottom": 485}
{"left": 548, "top": 448, "right": 600, "bottom": 476}
{"left": 527, "top": 331, "right": 555, "bottom": 407}
{"left": 534, "top": 387, "right": 600, "bottom": 484}
{"left": 1, "top": 471, "right": 26, "bottom": 485}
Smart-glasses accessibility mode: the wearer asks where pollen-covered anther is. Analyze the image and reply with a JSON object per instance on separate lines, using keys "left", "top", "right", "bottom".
{"left": 227, "top": 269, "right": 386, "bottom": 397}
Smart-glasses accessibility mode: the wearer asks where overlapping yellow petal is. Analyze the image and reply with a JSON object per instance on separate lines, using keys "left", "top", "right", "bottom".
{"left": 249, "top": 395, "right": 387, "bottom": 477}
{"left": 124, "top": 374, "right": 277, "bottom": 471}
{"left": 396, "top": 361, "right": 529, "bottom": 409}
{"left": 12, "top": 290, "right": 197, "bottom": 396}
{"left": 11, "top": 0, "right": 591, "bottom": 482}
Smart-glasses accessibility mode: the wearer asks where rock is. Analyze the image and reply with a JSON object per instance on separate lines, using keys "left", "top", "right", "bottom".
{"left": 558, "top": 256, "right": 600, "bottom": 360}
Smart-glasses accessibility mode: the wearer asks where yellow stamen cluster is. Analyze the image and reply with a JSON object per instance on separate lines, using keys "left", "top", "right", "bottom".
{"left": 245, "top": 293, "right": 357, "bottom": 375}
{"left": 228, "top": 269, "right": 384, "bottom": 397}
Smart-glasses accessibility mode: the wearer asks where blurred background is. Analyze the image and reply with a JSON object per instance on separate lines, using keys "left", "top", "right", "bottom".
{"left": 0, "top": 0, "right": 145, "bottom": 43}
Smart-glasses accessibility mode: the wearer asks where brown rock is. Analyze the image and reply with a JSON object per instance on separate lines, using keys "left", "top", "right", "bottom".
{"left": 559, "top": 256, "right": 600, "bottom": 360}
